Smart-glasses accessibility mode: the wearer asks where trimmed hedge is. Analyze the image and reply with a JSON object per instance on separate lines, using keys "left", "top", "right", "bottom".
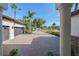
{"left": 50, "top": 32, "right": 60, "bottom": 37}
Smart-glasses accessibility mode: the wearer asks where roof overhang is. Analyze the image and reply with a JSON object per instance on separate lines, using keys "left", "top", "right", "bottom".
{"left": 71, "top": 10, "right": 79, "bottom": 16}
{"left": 3, "top": 15, "right": 25, "bottom": 25}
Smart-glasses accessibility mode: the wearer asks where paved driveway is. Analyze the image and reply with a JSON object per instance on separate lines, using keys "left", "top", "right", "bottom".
{"left": 3, "top": 31, "right": 59, "bottom": 56}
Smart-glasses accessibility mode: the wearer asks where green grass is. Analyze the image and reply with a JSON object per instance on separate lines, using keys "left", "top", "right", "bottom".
{"left": 41, "top": 29, "right": 60, "bottom": 37}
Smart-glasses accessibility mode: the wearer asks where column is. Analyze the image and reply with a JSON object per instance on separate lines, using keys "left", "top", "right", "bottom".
{"left": 0, "top": 11, "right": 3, "bottom": 56}
{"left": 57, "top": 3, "right": 72, "bottom": 56}
{"left": 9, "top": 26, "right": 14, "bottom": 39}
{"left": 0, "top": 3, "right": 8, "bottom": 56}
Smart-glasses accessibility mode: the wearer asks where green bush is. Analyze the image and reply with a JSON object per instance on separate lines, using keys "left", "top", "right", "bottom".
{"left": 50, "top": 32, "right": 60, "bottom": 37}
{"left": 47, "top": 51, "right": 58, "bottom": 56}
{"left": 47, "top": 51, "right": 54, "bottom": 56}
{"left": 9, "top": 49, "right": 18, "bottom": 56}
{"left": 25, "top": 30, "right": 31, "bottom": 33}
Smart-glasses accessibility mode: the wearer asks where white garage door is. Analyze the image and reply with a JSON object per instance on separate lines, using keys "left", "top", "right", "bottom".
{"left": 2, "top": 26, "right": 9, "bottom": 41}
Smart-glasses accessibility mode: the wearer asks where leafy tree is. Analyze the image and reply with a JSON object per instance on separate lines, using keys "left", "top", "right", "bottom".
{"left": 51, "top": 22, "right": 56, "bottom": 29}
{"left": 41, "top": 26, "right": 47, "bottom": 29}
{"left": 33, "top": 17, "right": 45, "bottom": 30}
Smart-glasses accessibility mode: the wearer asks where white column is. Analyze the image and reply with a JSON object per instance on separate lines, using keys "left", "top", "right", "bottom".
{"left": 57, "top": 4, "right": 72, "bottom": 56}
{"left": 0, "top": 3, "right": 8, "bottom": 56}
{"left": 0, "top": 11, "right": 3, "bottom": 56}
{"left": 9, "top": 26, "right": 14, "bottom": 39}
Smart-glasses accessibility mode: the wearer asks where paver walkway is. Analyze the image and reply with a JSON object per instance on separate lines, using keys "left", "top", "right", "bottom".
{"left": 3, "top": 31, "right": 59, "bottom": 56}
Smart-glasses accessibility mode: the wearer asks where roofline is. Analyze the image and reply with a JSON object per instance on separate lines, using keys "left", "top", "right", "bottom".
{"left": 2, "top": 15, "right": 25, "bottom": 25}
{"left": 71, "top": 10, "right": 79, "bottom": 16}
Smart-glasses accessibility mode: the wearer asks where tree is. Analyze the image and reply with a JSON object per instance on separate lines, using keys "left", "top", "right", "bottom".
{"left": 22, "top": 16, "right": 31, "bottom": 30}
{"left": 51, "top": 22, "right": 56, "bottom": 29}
{"left": 33, "top": 17, "right": 45, "bottom": 30}
{"left": 37, "top": 18, "right": 45, "bottom": 28}
{"left": 32, "top": 18, "right": 38, "bottom": 30}
{"left": 10, "top": 3, "right": 21, "bottom": 19}
{"left": 26, "top": 10, "right": 36, "bottom": 32}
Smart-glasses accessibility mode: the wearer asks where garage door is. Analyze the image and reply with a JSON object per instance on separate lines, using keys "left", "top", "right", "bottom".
{"left": 14, "top": 27, "right": 24, "bottom": 36}
{"left": 2, "top": 26, "right": 9, "bottom": 41}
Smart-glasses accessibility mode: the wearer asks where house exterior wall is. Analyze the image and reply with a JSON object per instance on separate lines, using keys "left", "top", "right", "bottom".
{"left": 71, "top": 14, "right": 79, "bottom": 37}
{"left": 2, "top": 19, "right": 14, "bottom": 40}
{"left": 2, "top": 18, "right": 25, "bottom": 40}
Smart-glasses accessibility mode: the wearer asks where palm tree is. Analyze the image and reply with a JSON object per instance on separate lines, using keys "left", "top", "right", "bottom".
{"left": 32, "top": 18, "right": 38, "bottom": 30}
{"left": 26, "top": 10, "right": 36, "bottom": 33}
{"left": 10, "top": 3, "right": 21, "bottom": 19}
{"left": 10, "top": 3, "right": 21, "bottom": 29}
{"left": 22, "top": 16, "right": 31, "bottom": 30}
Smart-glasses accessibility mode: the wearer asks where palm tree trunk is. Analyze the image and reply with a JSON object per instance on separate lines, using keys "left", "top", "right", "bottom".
{"left": 14, "top": 9, "right": 16, "bottom": 19}
{"left": 13, "top": 9, "right": 16, "bottom": 30}
{"left": 29, "top": 18, "right": 32, "bottom": 33}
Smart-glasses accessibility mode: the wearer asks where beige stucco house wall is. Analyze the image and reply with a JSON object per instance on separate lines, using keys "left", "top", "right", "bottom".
{"left": 71, "top": 14, "right": 79, "bottom": 37}
{"left": 2, "top": 15, "right": 25, "bottom": 40}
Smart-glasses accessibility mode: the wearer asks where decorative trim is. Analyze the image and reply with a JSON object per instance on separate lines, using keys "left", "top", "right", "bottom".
{"left": 3, "top": 15, "right": 25, "bottom": 25}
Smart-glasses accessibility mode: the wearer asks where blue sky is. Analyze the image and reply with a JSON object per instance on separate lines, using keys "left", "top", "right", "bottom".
{"left": 4, "top": 3, "right": 60, "bottom": 26}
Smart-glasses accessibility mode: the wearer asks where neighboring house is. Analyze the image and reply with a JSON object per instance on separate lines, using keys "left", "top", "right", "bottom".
{"left": 71, "top": 3, "right": 79, "bottom": 55}
{"left": 2, "top": 15, "right": 25, "bottom": 41}
{"left": 71, "top": 3, "right": 79, "bottom": 37}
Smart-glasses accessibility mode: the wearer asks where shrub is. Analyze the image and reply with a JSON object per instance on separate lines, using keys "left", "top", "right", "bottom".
{"left": 50, "top": 32, "right": 60, "bottom": 37}
{"left": 25, "top": 30, "right": 31, "bottom": 33}
{"left": 47, "top": 51, "right": 58, "bottom": 56}
{"left": 47, "top": 51, "right": 54, "bottom": 56}
{"left": 9, "top": 49, "right": 18, "bottom": 56}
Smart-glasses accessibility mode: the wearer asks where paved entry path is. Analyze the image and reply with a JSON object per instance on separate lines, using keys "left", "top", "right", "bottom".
{"left": 3, "top": 31, "right": 59, "bottom": 56}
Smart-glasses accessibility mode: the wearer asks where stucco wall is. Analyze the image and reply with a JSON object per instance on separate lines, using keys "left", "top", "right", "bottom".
{"left": 71, "top": 14, "right": 79, "bottom": 37}
{"left": 2, "top": 18, "right": 25, "bottom": 40}
{"left": 2, "top": 19, "right": 14, "bottom": 39}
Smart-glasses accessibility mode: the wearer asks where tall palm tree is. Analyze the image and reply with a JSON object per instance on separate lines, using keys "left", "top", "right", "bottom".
{"left": 22, "top": 16, "right": 31, "bottom": 30}
{"left": 10, "top": 3, "right": 21, "bottom": 29}
{"left": 33, "top": 18, "right": 38, "bottom": 30}
{"left": 26, "top": 10, "right": 36, "bottom": 33}
{"left": 10, "top": 3, "right": 21, "bottom": 19}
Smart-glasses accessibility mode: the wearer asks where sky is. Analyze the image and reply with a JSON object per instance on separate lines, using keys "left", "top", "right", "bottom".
{"left": 4, "top": 3, "right": 60, "bottom": 26}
